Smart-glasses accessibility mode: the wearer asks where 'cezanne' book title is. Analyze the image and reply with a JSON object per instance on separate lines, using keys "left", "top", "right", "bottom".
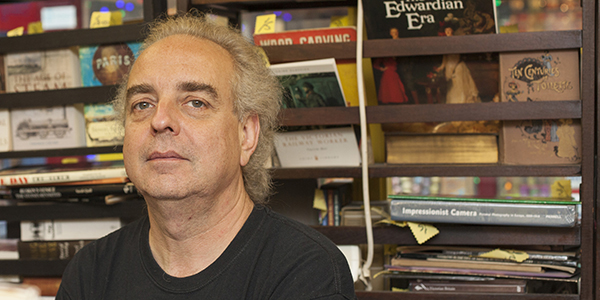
{"left": 363, "top": 0, "right": 497, "bottom": 39}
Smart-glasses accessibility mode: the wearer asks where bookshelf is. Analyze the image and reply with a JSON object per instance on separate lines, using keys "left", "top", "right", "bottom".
{"left": 0, "top": 0, "right": 594, "bottom": 299}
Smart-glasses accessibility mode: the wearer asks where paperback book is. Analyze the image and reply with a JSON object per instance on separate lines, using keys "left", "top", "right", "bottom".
{"left": 4, "top": 47, "right": 81, "bottom": 93}
{"left": 10, "top": 104, "right": 87, "bottom": 151}
{"left": 499, "top": 50, "right": 580, "bottom": 102}
{"left": 388, "top": 194, "right": 579, "bottom": 227}
{"left": 20, "top": 218, "right": 122, "bottom": 241}
{"left": 362, "top": 0, "right": 497, "bottom": 39}
{"left": 0, "top": 161, "right": 127, "bottom": 187}
{"left": 79, "top": 42, "right": 142, "bottom": 86}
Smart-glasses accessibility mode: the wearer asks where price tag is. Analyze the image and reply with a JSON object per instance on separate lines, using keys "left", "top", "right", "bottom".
{"left": 479, "top": 248, "right": 529, "bottom": 263}
{"left": 254, "top": 14, "right": 276, "bottom": 34}
{"left": 407, "top": 222, "right": 438, "bottom": 244}
{"left": 551, "top": 179, "right": 572, "bottom": 199}
{"left": 110, "top": 11, "right": 123, "bottom": 26}
{"left": 7, "top": 26, "right": 24, "bottom": 37}
{"left": 330, "top": 15, "right": 349, "bottom": 27}
{"left": 27, "top": 22, "right": 44, "bottom": 34}
{"left": 90, "top": 11, "right": 112, "bottom": 28}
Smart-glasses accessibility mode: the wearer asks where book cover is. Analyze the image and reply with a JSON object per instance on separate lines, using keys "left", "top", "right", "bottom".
{"left": 388, "top": 198, "right": 578, "bottom": 227}
{"left": 0, "top": 109, "right": 12, "bottom": 152}
{"left": 79, "top": 42, "right": 142, "bottom": 86}
{"left": 270, "top": 58, "right": 347, "bottom": 108}
{"left": 385, "top": 133, "right": 498, "bottom": 164}
{"left": 4, "top": 47, "right": 81, "bottom": 93}
{"left": 253, "top": 26, "right": 357, "bottom": 46}
{"left": 0, "top": 239, "right": 18, "bottom": 260}
{"left": 500, "top": 119, "right": 582, "bottom": 165}
{"left": 499, "top": 50, "right": 580, "bottom": 102}
{"left": 20, "top": 218, "right": 122, "bottom": 241}
{"left": 0, "top": 161, "right": 127, "bottom": 187}
{"left": 363, "top": 0, "right": 497, "bottom": 39}
{"left": 0, "top": 55, "right": 5, "bottom": 93}
{"left": 10, "top": 104, "right": 86, "bottom": 151}
{"left": 84, "top": 103, "right": 124, "bottom": 147}
{"left": 18, "top": 240, "right": 92, "bottom": 260}
{"left": 373, "top": 53, "right": 498, "bottom": 105}
{"left": 274, "top": 126, "right": 361, "bottom": 168}
{"left": 408, "top": 279, "right": 527, "bottom": 293}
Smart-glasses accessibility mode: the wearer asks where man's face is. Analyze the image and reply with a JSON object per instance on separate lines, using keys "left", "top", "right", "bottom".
{"left": 123, "top": 35, "right": 252, "bottom": 201}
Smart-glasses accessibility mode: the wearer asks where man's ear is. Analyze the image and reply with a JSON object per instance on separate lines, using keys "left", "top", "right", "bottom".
{"left": 240, "top": 114, "right": 260, "bottom": 167}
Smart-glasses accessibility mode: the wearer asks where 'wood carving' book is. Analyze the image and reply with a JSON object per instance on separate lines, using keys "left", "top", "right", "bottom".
{"left": 84, "top": 103, "right": 123, "bottom": 147}
{"left": 253, "top": 26, "right": 356, "bottom": 46}
{"left": 10, "top": 104, "right": 86, "bottom": 151}
{"left": 362, "top": 0, "right": 497, "bottom": 39}
{"left": 499, "top": 50, "right": 580, "bottom": 102}
{"left": 4, "top": 47, "right": 81, "bottom": 93}
{"left": 79, "top": 42, "right": 142, "bottom": 86}
{"left": 385, "top": 133, "right": 498, "bottom": 164}
{"left": 500, "top": 119, "right": 582, "bottom": 165}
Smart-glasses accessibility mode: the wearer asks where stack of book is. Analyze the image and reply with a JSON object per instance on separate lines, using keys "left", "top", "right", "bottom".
{"left": 384, "top": 245, "right": 579, "bottom": 294}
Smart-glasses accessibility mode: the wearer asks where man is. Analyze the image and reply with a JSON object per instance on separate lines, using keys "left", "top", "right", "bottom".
{"left": 302, "top": 82, "right": 327, "bottom": 107}
{"left": 56, "top": 12, "right": 356, "bottom": 299}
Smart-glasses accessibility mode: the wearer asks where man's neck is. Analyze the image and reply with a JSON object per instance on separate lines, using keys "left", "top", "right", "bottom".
{"left": 145, "top": 186, "right": 255, "bottom": 278}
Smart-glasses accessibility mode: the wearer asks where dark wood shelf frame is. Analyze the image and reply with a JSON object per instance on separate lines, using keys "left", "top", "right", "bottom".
{"left": 355, "top": 292, "right": 578, "bottom": 300}
{"left": 0, "top": 200, "right": 147, "bottom": 222}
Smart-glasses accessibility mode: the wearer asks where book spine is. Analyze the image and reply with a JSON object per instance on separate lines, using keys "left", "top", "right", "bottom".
{"left": 18, "top": 240, "right": 92, "bottom": 260}
{"left": 327, "top": 189, "right": 334, "bottom": 226}
{"left": 20, "top": 218, "right": 121, "bottom": 241}
{"left": 409, "top": 281, "right": 526, "bottom": 293}
{"left": 11, "top": 183, "right": 137, "bottom": 200}
{"left": 390, "top": 200, "right": 577, "bottom": 227}
{"left": 0, "top": 167, "right": 127, "bottom": 186}
{"left": 22, "top": 277, "right": 62, "bottom": 296}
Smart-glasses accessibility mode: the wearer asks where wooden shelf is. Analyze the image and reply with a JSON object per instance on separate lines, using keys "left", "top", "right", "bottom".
{"left": 0, "top": 200, "right": 146, "bottom": 222}
{"left": 0, "top": 86, "right": 117, "bottom": 109}
{"left": 315, "top": 225, "right": 580, "bottom": 246}
{"left": 0, "top": 24, "right": 147, "bottom": 54}
{"left": 356, "top": 291, "right": 578, "bottom": 300}
{"left": 0, "top": 260, "right": 70, "bottom": 276}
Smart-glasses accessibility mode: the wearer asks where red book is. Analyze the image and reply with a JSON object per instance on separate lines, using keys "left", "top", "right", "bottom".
{"left": 253, "top": 26, "right": 356, "bottom": 46}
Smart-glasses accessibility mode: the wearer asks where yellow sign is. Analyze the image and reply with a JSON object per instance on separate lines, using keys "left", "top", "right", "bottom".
{"left": 330, "top": 16, "right": 349, "bottom": 27}
{"left": 7, "top": 26, "right": 24, "bottom": 37}
{"left": 110, "top": 11, "right": 123, "bottom": 26}
{"left": 479, "top": 248, "right": 529, "bottom": 263}
{"left": 255, "top": 14, "right": 276, "bottom": 34}
{"left": 90, "top": 11, "right": 122, "bottom": 28}
{"left": 551, "top": 179, "right": 572, "bottom": 199}
{"left": 27, "top": 22, "right": 44, "bottom": 34}
{"left": 407, "top": 222, "right": 439, "bottom": 244}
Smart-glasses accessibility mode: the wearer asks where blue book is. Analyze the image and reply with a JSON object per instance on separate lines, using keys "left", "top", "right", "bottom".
{"left": 79, "top": 42, "right": 142, "bottom": 86}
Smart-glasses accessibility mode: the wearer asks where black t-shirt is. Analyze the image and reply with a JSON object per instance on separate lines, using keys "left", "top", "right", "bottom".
{"left": 56, "top": 206, "right": 357, "bottom": 299}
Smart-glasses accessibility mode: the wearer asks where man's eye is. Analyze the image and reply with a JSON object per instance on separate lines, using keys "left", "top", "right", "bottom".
{"left": 133, "top": 102, "right": 153, "bottom": 110}
{"left": 188, "top": 100, "right": 205, "bottom": 108}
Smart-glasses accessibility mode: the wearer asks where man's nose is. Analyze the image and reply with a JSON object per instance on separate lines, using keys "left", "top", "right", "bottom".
{"left": 151, "top": 100, "right": 180, "bottom": 135}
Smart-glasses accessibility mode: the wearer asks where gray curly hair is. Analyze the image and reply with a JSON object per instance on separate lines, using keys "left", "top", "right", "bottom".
{"left": 112, "top": 12, "right": 282, "bottom": 204}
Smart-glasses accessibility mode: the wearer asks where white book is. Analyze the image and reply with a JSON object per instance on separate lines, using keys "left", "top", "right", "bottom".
{"left": 0, "top": 109, "right": 12, "bottom": 152}
{"left": 4, "top": 47, "right": 81, "bottom": 93}
{"left": 10, "top": 104, "right": 86, "bottom": 151}
{"left": 274, "top": 126, "right": 361, "bottom": 168}
{"left": 20, "top": 218, "right": 122, "bottom": 241}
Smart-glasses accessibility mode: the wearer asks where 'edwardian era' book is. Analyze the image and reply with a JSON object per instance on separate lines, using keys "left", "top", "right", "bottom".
{"left": 499, "top": 50, "right": 580, "bottom": 102}
{"left": 363, "top": 0, "right": 497, "bottom": 39}
{"left": 84, "top": 103, "right": 124, "bottom": 147}
{"left": 372, "top": 53, "right": 499, "bottom": 105}
{"left": 388, "top": 194, "right": 578, "bottom": 227}
{"left": 385, "top": 133, "right": 498, "bottom": 164}
{"left": 4, "top": 47, "right": 81, "bottom": 92}
{"left": 10, "top": 104, "right": 86, "bottom": 151}
{"left": 79, "top": 42, "right": 142, "bottom": 86}
{"left": 500, "top": 119, "right": 582, "bottom": 165}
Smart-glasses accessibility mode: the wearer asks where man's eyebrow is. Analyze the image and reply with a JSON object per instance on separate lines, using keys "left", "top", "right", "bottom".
{"left": 178, "top": 81, "right": 219, "bottom": 101}
{"left": 126, "top": 84, "right": 155, "bottom": 102}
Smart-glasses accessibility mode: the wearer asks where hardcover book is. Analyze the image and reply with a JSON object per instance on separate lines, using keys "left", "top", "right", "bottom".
{"left": 0, "top": 109, "right": 11, "bottom": 152}
{"left": 0, "top": 161, "right": 127, "bottom": 187}
{"left": 270, "top": 58, "right": 347, "bottom": 108}
{"left": 4, "top": 47, "right": 81, "bottom": 93}
{"left": 10, "top": 104, "right": 86, "bottom": 151}
{"left": 499, "top": 50, "right": 580, "bottom": 102}
{"left": 388, "top": 194, "right": 579, "bottom": 227}
{"left": 10, "top": 182, "right": 137, "bottom": 201}
{"left": 253, "top": 26, "right": 357, "bottom": 46}
{"left": 372, "top": 53, "right": 499, "bottom": 105}
{"left": 84, "top": 103, "right": 124, "bottom": 147}
{"left": 385, "top": 133, "right": 498, "bottom": 164}
{"left": 408, "top": 279, "right": 527, "bottom": 293}
{"left": 79, "top": 42, "right": 142, "bottom": 86}
{"left": 500, "top": 119, "right": 582, "bottom": 165}
{"left": 18, "top": 240, "right": 92, "bottom": 260}
{"left": 362, "top": 0, "right": 497, "bottom": 39}
{"left": 274, "top": 126, "right": 361, "bottom": 168}
{"left": 20, "top": 218, "right": 122, "bottom": 241}
{"left": 0, "top": 55, "right": 5, "bottom": 93}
